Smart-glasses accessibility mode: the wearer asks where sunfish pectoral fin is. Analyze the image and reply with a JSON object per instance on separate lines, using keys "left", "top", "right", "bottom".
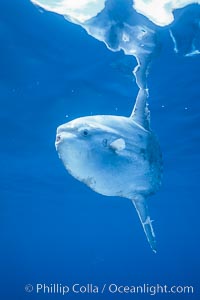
{"left": 109, "top": 138, "right": 126, "bottom": 151}
{"left": 132, "top": 197, "right": 157, "bottom": 253}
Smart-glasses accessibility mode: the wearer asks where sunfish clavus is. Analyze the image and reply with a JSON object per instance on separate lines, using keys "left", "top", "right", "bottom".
{"left": 55, "top": 89, "right": 162, "bottom": 252}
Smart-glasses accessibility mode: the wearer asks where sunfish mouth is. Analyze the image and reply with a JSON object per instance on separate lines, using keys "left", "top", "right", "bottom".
{"left": 55, "top": 130, "right": 76, "bottom": 147}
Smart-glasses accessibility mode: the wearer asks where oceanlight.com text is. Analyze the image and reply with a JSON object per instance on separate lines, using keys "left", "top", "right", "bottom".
{"left": 25, "top": 283, "right": 194, "bottom": 296}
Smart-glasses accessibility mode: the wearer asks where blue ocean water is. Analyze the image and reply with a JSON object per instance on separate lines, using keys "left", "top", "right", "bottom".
{"left": 0, "top": 0, "right": 200, "bottom": 299}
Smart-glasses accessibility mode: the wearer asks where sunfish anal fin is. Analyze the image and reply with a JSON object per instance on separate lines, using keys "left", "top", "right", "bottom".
{"left": 130, "top": 88, "right": 150, "bottom": 131}
{"left": 132, "top": 197, "right": 156, "bottom": 253}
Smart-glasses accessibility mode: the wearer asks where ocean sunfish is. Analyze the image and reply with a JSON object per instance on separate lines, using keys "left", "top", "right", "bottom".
{"left": 55, "top": 89, "right": 162, "bottom": 252}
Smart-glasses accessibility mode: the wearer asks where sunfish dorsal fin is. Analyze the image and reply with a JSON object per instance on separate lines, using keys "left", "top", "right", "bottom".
{"left": 130, "top": 88, "right": 150, "bottom": 130}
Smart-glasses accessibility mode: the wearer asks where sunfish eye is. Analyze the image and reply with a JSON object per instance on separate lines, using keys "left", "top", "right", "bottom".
{"left": 82, "top": 129, "right": 89, "bottom": 137}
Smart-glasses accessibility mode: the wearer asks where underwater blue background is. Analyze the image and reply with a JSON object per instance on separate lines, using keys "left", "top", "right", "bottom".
{"left": 1, "top": 0, "right": 200, "bottom": 299}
